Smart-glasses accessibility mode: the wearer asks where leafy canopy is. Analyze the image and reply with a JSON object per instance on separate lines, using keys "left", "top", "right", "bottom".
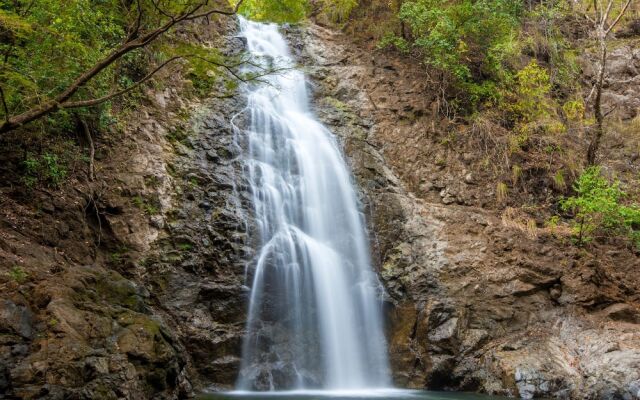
{"left": 237, "top": 0, "right": 358, "bottom": 24}
{"left": 0, "top": 0, "right": 127, "bottom": 125}
{"left": 384, "top": 0, "right": 522, "bottom": 105}
{"left": 237, "top": 0, "right": 308, "bottom": 23}
{"left": 0, "top": 0, "right": 306, "bottom": 134}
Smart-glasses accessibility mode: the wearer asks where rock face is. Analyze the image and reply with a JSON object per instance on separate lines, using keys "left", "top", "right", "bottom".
{"left": 0, "top": 18, "right": 251, "bottom": 399}
{"left": 287, "top": 23, "right": 640, "bottom": 399}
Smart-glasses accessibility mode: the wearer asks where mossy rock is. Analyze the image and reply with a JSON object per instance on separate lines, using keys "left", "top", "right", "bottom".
{"left": 115, "top": 314, "right": 174, "bottom": 363}
{"left": 93, "top": 271, "right": 147, "bottom": 312}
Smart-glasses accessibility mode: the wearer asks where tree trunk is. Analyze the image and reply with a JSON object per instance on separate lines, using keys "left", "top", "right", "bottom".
{"left": 587, "top": 28, "right": 608, "bottom": 166}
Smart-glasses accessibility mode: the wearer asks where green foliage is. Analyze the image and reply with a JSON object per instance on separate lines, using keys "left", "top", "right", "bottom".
{"left": 1, "top": 0, "right": 292, "bottom": 136}
{"left": 176, "top": 42, "right": 230, "bottom": 97}
{"left": 167, "top": 126, "right": 191, "bottom": 146}
{"left": 561, "top": 166, "right": 640, "bottom": 247}
{"left": 545, "top": 215, "right": 560, "bottom": 229}
{"left": 377, "top": 0, "right": 583, "bottom": 118}
{"left": 319, "top": 0, "right": 358, "bottom": 23}
{"left": 506, "top": 60, "right": 565, "bottom": 150}
{"left": 22, "top": 151, "right": 68, "bottom": 188}
{"left": 109, "top": 246, "right": 129, "bottom": 265}
{"left": 132, "top": 195, "right": 159, "bottom": 215}
{"left": 389, "top": 0, "right": 521, "bottom": 105}
{"left": 238, "top": 0, "right": 307, "bottom": 23}
{"left": 0, "top": 0, "right": 127, "bottom": 129}
{"left": 177, "top": 242, "right": 193, "bottom": 251}
{"left": 8, "top": 266, "right": 28, "bottom": 283}
{"left": 562, "top": 99, "right": 586, "bottom": 122}
{"left": 188, "top": 176, "right": 200, "bottom": 187}
{"left": 553, "top": 170, "right": 566, "bottom": 191}
{"left": 522, "top": 2, "right": 579, "bottom": 91}
{"left": 378, "top": 33, "right": 411, "bottom": 53}
{"left": 511, "top": 61, "right": 551, "bottom": 122}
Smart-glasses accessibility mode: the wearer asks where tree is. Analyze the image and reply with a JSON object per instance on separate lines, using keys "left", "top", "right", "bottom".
{"left": 561, "top": 166, "right": 640, "bottom": 247}
{"left": 0, "top": 0, "right": 247, "bottom": 134}
{"left": 580, "top": 0, "right": 633, "bottom": 165}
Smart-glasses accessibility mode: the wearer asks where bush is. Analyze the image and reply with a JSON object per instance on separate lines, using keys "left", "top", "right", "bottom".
{"left": 239, "top": 0, "right": 308, "bottom": 22}
{"left": 22, "top": 151, "right": 69, "bottom": 188}
{"left": 8, "top": 266, "right": 28, "bottom": 283}
{"left": 511, "top": 60, "right": 552, "bottom": 122}
{"left": 386, "top": 0, "right": 522, "bottom": 106}
{"left": 561, "top": 166, "right": 640, "bottom": 248}
{"left": 320, "top": 0, "right": 358, "bottom": 23}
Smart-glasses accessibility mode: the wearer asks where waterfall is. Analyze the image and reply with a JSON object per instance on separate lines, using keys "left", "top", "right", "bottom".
{"left": 235, "top": 17, "right": 391, "bottom": 392}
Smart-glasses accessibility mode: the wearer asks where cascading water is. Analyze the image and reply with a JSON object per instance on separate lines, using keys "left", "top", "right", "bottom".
{"left": 234, "top": 17, "right": 391, "bottom": 392}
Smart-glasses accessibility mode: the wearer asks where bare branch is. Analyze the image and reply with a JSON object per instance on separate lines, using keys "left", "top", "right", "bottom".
{"left": 585, "top": 83, "right": 597, "bottom": 103}
{"left": 150, "top": 0, "right": 176, "bottom": 20}
{"left": 602, "top": 0, "right": 615, "bottom": 24}
{"left": 191, "top": 54, "right": 293, "bottom": 84}
{"left": 186, "top": 0, "right": 245, "bottom": 19}
{"left": 603, "top": 105, "right": 618, "bottom": 117}
{"left": 0, "top": 0, "right": 246, "bottom": 134}
{"left": 63, "top": 56, "right": 185, "bottom": 109}
{"left": 606, "top": 0, "right": 633, "bottom": 35}
{"left": 62, "top": 53, "right": 291, "bottom": 109}
{"left": 585, "top": 13, "right": 596, "bottom": 24}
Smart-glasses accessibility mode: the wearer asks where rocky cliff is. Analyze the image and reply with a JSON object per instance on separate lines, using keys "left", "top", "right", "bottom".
{"left": 0, "top": 17, "right": 251, "bottom": 399}
{"left": 289, "top": 22, "right": 640, "bottom": 400}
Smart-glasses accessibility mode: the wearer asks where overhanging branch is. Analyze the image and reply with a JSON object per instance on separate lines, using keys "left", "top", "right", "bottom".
{"left": 0, "top": 0, "right": 245, "bottom": 134}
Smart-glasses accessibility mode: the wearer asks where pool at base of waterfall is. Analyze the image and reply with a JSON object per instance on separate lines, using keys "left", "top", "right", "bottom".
{"left": 200, "top": 390, "right": 506, "bottom": 400}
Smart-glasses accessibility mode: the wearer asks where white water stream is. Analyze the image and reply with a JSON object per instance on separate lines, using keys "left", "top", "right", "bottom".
{"left": 235, "top": 17, "right": 391, "bottom": 391}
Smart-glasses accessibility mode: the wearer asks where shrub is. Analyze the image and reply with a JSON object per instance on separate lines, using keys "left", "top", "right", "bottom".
{"left": 561, "top": 166, "right": 640, "bottom": 247}
{"left": 22, "top": 151, "right": 69, "bottom": 188}
{"left": 385, "top": 0, "right": 522, "bottom": 106}
{"left": 378, "top": 33, "right": 411, "bottom": 53}
{"left": 320, "top": 0, "right": 358, "bottom": 23}
{"left": 511, "top": 60, "right": 552, "bottom": 122}
{"left": 8, "top": 266, "right": 28, "bottom": 283}
{"left": 562, "top": 99, "right": 586, "bottom": 122}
